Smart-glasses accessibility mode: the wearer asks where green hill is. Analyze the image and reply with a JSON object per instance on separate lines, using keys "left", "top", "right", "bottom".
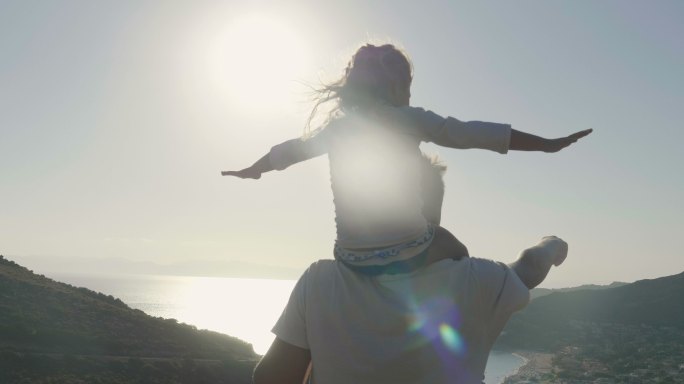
{"left": 0, "top": 255, "right": 258, "bottom": 384}
{"left": 497, "top": 270, "right": 684, "bottom": 351}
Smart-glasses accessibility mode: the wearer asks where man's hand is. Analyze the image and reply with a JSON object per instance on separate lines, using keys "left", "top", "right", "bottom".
{"left": 221, "top": 167, "right": 262, "bottom": 179}
{"left": 543, "top": 129, "right": 593, "bottom": 153}
{"left": 510, "top": 236, "right": 568, "bottom": 289}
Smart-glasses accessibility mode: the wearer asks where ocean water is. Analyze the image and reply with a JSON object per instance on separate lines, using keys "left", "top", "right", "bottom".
{"left": 52, "top": 273, "right": 524, "bottom": 383}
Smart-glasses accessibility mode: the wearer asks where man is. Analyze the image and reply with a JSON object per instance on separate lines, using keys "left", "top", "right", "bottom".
{"left": 253, "top": 235, "right": 566, "bottom": 383}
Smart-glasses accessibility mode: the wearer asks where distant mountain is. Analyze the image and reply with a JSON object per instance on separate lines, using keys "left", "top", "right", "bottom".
{"left": 497, "top": 270, "right": 684, "bottom": 351}
{"left": 0, "top": 255, "right": 258, "bottom": 383}
{"left": 10, "top": 254, "right": 302, "bottom": 280}
{"left": 530, "top": 281, "right": 628, "bottom": 300}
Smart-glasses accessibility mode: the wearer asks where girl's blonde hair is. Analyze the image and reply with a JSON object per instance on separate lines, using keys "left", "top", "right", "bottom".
{"left": 306, "top": 44, "right": 413, "bottom": 135}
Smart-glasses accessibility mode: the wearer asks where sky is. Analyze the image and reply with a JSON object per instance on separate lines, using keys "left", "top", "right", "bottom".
{"left": 1, "top": 0, "right": 683, "bottom": 288}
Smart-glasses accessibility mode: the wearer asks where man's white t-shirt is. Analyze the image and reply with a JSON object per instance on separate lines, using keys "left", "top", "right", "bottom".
{"left": 272, "top": 258, "right": 530, "bottom": 384}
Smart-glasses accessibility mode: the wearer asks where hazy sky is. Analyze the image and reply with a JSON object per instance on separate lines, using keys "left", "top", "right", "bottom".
{"left": 2, "top": 0, "right": 682, "bottom": 287}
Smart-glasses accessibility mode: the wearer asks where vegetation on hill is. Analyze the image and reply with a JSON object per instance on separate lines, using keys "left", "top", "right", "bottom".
{"left": 530, "top": 281, "right": 628, "bottom": 300}
{"left": 499, "top": 271, "right": 684, "bottom": 350}
{"left": 0, "top": 255, "right": 258, "bottom": 383}
{"left": 497, "top": 271, "right": 684, "bottom": 383}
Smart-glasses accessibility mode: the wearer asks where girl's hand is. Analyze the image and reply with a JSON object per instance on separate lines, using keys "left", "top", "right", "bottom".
{"left": 544, "top": 129, "right": 593, "bottom": 153}
{"left": 221, "top": 167, "right": 262, "bottom": 179}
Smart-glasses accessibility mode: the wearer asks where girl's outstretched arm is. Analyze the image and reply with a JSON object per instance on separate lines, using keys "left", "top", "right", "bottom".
{"left": 221, "top": 153, "right": 272, "bottom": 179}
{"left": 222, "top": 133, "right": 330, "bottom": 179}
{"left": 510, "top": 128, "right": 592, "bottom": 153}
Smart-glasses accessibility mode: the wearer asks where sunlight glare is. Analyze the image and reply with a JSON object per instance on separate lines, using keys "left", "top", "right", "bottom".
{"left": 212, "top": 13, "right": 311, "bottom": 114}
{"left": 173, "top": 277, "right": 295, "bottom": 354}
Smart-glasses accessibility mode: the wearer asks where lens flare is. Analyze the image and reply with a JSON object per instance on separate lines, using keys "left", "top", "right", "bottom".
{"left": 406, "top": 296, "right": 466, "bottom": 356}
{"left": 439, "top": 322, "right": 464, "bottom": 354}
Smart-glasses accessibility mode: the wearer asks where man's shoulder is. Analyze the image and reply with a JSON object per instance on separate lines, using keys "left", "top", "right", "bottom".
{"left": 468, "top": 257, "right": 508, "bottom": 275}
{"left": 300, "top": 259, "right": 344, "bottom": 283}
{"left": 417, "top": 257, "right": 504, "bottom": 277}
{"left": 307, "top": 258, "right": 337, "bottom": 267}
{"left": 418, "top": 258, "right": 516, "bottom": 291}
{"left": 305, "top": 257, "right": 503, "bottom": 274}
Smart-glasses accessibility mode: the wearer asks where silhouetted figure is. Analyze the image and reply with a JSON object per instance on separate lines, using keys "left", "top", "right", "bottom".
{"left": 223, "top": 43, "right": 590, "bottom": 275}
{"left": 253, "top": 236, "right": 568, "bottom": 384}
{"left": 222, "top": 43, "right": 590, "bottom": 383}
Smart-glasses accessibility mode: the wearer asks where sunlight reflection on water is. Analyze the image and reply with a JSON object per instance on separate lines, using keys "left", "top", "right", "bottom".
{"left": 52, "top": 273, "right": 294, "bottom": 354}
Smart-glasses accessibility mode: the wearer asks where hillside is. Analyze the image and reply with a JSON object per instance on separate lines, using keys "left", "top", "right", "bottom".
{"left": 530, "top": 281, "right": 628, "bottom": 300}
{"left": 497, "top": 271, "right": 684, "bottom": 383}
{"left": 0, "top": 255, "right": 259, "bottom": 383}
{"left": 498, "top": 270, "right": 684, "bottom": 350}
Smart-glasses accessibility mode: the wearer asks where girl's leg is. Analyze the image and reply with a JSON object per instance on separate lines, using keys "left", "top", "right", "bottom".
{"left": 425, "top": 225, "right": 469, "bottom": 266}
{"left": 419, "top": 153, "right": 446, "bottom": 226}
{"left": 420, "top": 154, "right": 465, "bottom": 265}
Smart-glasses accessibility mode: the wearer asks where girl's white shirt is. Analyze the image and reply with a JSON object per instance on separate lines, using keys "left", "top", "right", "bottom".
{"left": 269, "top": 105, "right": 511, "bottom": 250}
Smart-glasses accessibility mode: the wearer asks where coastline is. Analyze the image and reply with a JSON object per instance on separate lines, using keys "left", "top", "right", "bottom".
{"left": 502, "top": 351, "right": 554, "bottom": 383}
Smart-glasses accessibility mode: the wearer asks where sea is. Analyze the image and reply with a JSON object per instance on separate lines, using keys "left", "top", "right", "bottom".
{"left": 52, "top": 273, "right": 525, "bottom": 384}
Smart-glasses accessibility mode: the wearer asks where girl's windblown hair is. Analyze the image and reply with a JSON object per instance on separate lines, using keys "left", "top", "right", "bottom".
{"left": 306, "top": 44, "right": 413, "bottom": 135}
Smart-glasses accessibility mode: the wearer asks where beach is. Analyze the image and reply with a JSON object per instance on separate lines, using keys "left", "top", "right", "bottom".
{"left": 503, "top": 351, "right": 554, "bottom": 383}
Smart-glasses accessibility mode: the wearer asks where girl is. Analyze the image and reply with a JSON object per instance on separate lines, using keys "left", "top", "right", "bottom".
{"left": 222, "top": 43, "right": 591, "bottom": 275}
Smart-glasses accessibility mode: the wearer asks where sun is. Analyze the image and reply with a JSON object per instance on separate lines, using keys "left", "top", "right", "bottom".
{"left": 213, "top": 13, "right": 311, "bottom": 114}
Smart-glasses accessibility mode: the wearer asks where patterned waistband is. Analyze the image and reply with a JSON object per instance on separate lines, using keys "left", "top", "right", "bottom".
{"left": 334, "top": 225, "right": 435, "bottom": 274}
